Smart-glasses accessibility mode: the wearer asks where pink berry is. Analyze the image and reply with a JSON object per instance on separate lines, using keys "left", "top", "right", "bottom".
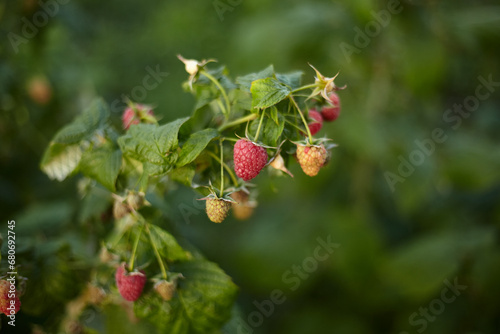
{"left": 233, "top": 139, "right": 268, "bottom": 181}
{"left": 307, "top": 109, "right": 323, "bottom": 136}
{"left": 115, "top": 263, "right": 147, "bottom": 301}
{"left": 122, "top": 104, "right": 154, "bottom": 130}
{"left": 321, "top": 93, "right": 341, "bottom": 122}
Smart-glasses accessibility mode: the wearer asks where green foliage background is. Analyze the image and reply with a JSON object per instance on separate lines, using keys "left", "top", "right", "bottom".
{"left": 1, "top": 0, "right": 500, "bottom": 333}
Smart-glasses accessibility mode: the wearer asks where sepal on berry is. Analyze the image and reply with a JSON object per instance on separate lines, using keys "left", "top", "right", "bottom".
{"left": 307, "top": 63, "right": 346, "bottom": 103}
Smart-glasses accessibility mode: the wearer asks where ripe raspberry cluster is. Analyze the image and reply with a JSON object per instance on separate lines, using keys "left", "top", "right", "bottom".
{"left": 175, "top": 58, "right": 344, "bottom": 224}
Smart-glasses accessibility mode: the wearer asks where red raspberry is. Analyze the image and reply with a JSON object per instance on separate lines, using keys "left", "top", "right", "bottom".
{"left": 233, "top": 139, "right": 268, "bottom": 181}
{"left": 307, "top": 109, "right": 323, "bottom": 136}
{"left": 0, "top": 280, "right": 21, "bottom": 315}
{"left": 122, "top": 104, "right": 154, "bottom": 130}
{"left": 296, "top": 144, "right": 327, "bottom": 177}
{"left": 321, "top": 93, "right": 341, "bottom": 122}
{"left": 115, "top": 263, "right": 147, "bottom": 301}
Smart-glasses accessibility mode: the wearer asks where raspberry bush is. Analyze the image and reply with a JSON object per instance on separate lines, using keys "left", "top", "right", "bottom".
{"left": 37, "top": 57, "right": 345, "bottom": 332}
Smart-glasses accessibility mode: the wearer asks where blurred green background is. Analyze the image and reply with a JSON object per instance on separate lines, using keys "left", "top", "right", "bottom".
{"left": 1, "top": 0, "right": 500, "bottom": 333}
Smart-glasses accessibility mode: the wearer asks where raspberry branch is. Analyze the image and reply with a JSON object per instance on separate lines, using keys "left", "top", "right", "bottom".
{"left": 208, "top": 150, "right": 238, "bottom": 187}
{"left": 289, "top": 96, "right": 314, "bottom": 144}
{"left": 254, "top": 110, "right": 266, "bottom": 142}
{"left": 284, "top": 118, "right": 305, "bottom": 133}
{"left": 218, "top": 114, "right": 258, "bottom": 132}
{"left": 219, "top": 140, "right": 224, "bottom": 197}
{"left": 200, "top": 70, "right": 231, "bottom": 119}
{"left": 145, "top": 223, "right": 168, "bottom": 279}
{"left": 128, "top": 222, "right": 144, "bottom": 272}
{"left": 291, "top": 83, "right": 317, "bottom": 94}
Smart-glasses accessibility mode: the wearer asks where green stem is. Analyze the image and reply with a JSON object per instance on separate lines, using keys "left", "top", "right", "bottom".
{"left": 291, "top": 83, "right": 317, "bottom": 94}
{"left": 254, "top": 111, "right": 265, "bottom": 142}
{"left": 215, "top": 99, "right": 226, "bottom": 116}
{"left": 208, "top": 151, "right": 238, "bottom": 186}
{"left": 146, "top": 223, "right": 168, "bottom": 279}
{"left": 222, "top": 137, "right": 239, "bottom": 142}
{"left": 201, "top": 70, "right": 231, "bottom": 118}
{"left": 284, "top": 119, "right": 305, "bottom": 132}
{"left": 218, "top": 113, "right": 258, "bottom": 132}
{"left": 219, "top": 140, "right": 224, "bottom": 197}
{"left": 128, "top": 223, "right": 144, "bottom": 271}
{"left": 289, "top": 96, "right": 313, "bottom": 144}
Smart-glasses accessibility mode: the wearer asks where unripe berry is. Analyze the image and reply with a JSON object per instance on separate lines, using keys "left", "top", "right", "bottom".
{"left": 27, "top": 76, "right": 52, "bottom": 105}
{"left": 296, "top": 144, "right": 327, "bottom": 177}
{"left": 154, "top": 280, "right": 176, "bottom": 301}
{"left": 206, "top": 198, "right": 231, "bottom": 223}
{"left": 231, "top": 191, "right": 255, "bottom": 220}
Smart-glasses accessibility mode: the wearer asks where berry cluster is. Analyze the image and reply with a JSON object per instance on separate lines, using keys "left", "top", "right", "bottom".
{"left": 306, "top": 92, "right": 342, "bottom": 136}
{"left": 116, "top": 58, "right": 346, "bottom": 225}
{"left": 42, "top": 57, "right": 346, "bottom": 322}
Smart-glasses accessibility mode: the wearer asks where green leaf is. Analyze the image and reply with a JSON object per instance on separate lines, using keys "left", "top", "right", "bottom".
{"left": 104, "top": 304, "right": 156, "bottom": 334}
{"left": 231, "top": 88, "right": 253, "bottom": 112}
{"left": 276, "top": 71, "right": 303, "bottom": 90}
{"left": 134, "top": 260, "right": 238, "bottom": 333}
{"left": 193, "top": 88, "right": 217, "bottom": 111}
{"left": 78, "top": 186, "right": 112, "bottom": 223}
{"left": 79, "top": 143, "right": 122, "bottom": 191}
{"left": 148, "top": 224, "right": 189, "bottom": 262}
{"left": 40, "top": 98, "right": 111, "bottom": 181}
{"left": 175, "top": 261, "right": 238, "bottom": 333}
{"left": 269, "top": 106, "right": 279, "bottom": 124}
{"left": 40, "top": 143, "right": 83, "bottom": 181}
{"left": 135, "top": 294, "right": 189, "bottom": 334}
{"left": 177, "top": 128, "right": 219, "bottom": 167}
{"left": 236, "top": 65, "right": 275, "bottom": 91}
{"left": 263, "top": 112, "right": 285, "bottom": 146}
{"left": 170, "top": 166, "right": 196, "bottom": 187}
{"left": 53, "top": 98, "right": 110, "bottom": 144}
{"left": 118, "top": 118, "right": 189, "bottom": 176}
{"left": 250, "top": 77, "right": 291, "bottom": 110}
{"left": 179, "top": 105, "right": 217, "bottom": 137}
